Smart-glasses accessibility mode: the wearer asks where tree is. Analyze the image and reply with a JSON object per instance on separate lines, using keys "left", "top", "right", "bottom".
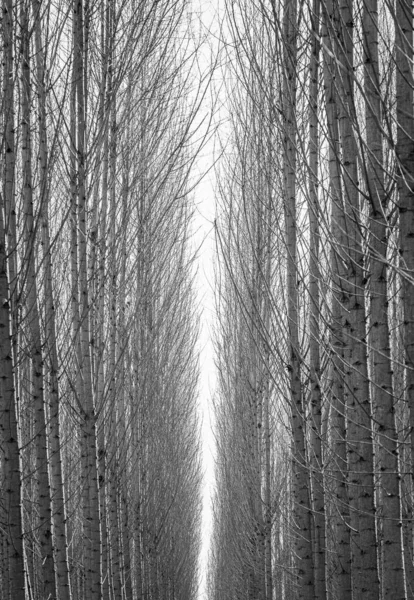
{"left": 0, "top": 0, "right": 25, "bottom": 595}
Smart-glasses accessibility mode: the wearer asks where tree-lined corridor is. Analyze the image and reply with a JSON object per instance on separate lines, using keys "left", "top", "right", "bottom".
{"left": 1, "top": 1, "right": 414, "bottom": 599}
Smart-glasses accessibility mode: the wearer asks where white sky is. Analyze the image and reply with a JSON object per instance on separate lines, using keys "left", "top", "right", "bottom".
{"left": 194, "top": 175, "right": 217, "bottom": 600}
{"left": 191, "top": 2, "right": 225, "bottom": 597}
{"left": 193, "top": 10, "right": 219, "bottom": 600}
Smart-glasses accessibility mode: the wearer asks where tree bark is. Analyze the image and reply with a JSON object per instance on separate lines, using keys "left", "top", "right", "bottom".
{"left": 396, "top": 5, "right": 414, "bottom": 590}
{"left": 282, "top": 1, "right": 315, "bottom": 597}
{"left": 362, "top": 0, "right": 406, "bottom": 595}
{"left": 73, "top": 0, "right": 102, "bottom": 596}
{"left": 322, "top": 5, "right": 352, "bottom": 593}
{"left": 334, "top": 1, "right": 380, "bottom": 595}
{"left": 2, "top": 0, "right": 18, "bottom": 357}
{"left": 31, "top": 1, "right": 73, "bottom": 596}
{"left": 20, "top": 5, "right": 56, "bottom": 596}
{"left": 108, "top": 93, "right": 122, "bottom": 600}
{"left": 0, "top": 211, "right": 26, "bottom": 600}
{"left": 307, "top": 2, "right": 326, "bottom": 597}
{"left": 1, "top": 0, "right": 26, "bottom": 595}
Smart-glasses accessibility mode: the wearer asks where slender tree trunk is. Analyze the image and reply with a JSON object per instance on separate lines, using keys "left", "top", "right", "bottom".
{"left": 396, "top": 0, "right": 414, "bottom": 454}
{"left": 31, "top": 1, "right": 73, "bottom": 594}
{"left": 119, "top": 112, "right": 133, "bottom": 600}
{"left": 96, "top": 22, "right": 111, "bottom": 599}
{"left": 117, "top": 81, "right": 135, "bottom": 598}
{"left": 2, "top": 0, "right": 18, "bottom": 358}
{"left": 1, "top": 0, "right": 25, "bottom": 596}
{"left": 108, "top": 95, "right": 122, "bottom": 600}
{"left": 263, "top": 382, "right": 272, "bottom": 600}
{"left": 1, "top": 534, "right": 10, "bottom": 600}
{"left": 329, "top": 135, "right": 353, "bottom": 600}
{"left": 0, "top": 216, "right": 26, "bottom": 600}
{"left": 334, "top": 1, "right": 380, "bottom": 595}
{"left": 250, "top": 181, "right": 266, "bottom": 600}
{"left": 69, "top": 40, "right": 85, "bottom": 597}
{"left": 395, "top": 5, "right": 414, "bottom": 591}
{"left": 20, "top": 6, "right": 56, "bottom": 597}
{"left": 263, "top": 193, "right": 272, "bottom": 600}
{"left": 74, "top": 0, "right": 102, "bottom": 595}
{"left": 307, "top": 2, "right": 326, "bottom": 597}
{"left": 282, "top": 1, "right": 314, "bottom": 597}
{"left": 362, "top": 1, "right": 406, "bottom": 595}
{"left": 322, "top": 6, "right": 353, "bottom": 593}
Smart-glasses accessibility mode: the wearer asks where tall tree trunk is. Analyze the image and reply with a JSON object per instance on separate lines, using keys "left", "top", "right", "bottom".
{"left": 73, "top": 0, "right": 102, "bottom": 595}
{"left": 362, "top": 0, "right": 406, "bottom": 595}
{"left": 395, "top": 4, "right": 414, "bottom": 591}
{"left": 31, "top": 1, "right": 73, "bottom": 595}
{"left": 96, "top": 17, "right": 111, "bottom": 597}
{"left": 0, "top": 198, "right": 26, "bottom": 600}
{"left": 307, "top": 1, "right": 326, "bottom": 597}
{"left": 119, "top": 114, "right": 133, "bottom": 600}
{"left": 322, "top": 5, "right": 352, "bottom": 594}
{"left": 108, "top": 95, "right": 122, "bottom": 600}
{"left": 334, "top": 1, "right": 380, "bottom": 595}
{"left": 282, "top": 1, "right": 315, "bottom": 597}
{"left": 251, "top": 174, "right": 266, "bottom": 600}
{"left": 263, "top": 190, "right": 272, "bottom": 600}
{"left": 328, "top": 123, "right": 353, "bottom": 600}
{"left": 2, "top": 0, "right": 18, "bottom": 361}
{"left": 20, "top": 5, "right": 56, "bottom": 597}
{"left": 1, "top": 0, "right": 26, "bottom": 596}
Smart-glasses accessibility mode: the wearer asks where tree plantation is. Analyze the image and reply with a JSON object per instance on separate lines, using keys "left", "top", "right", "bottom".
{"left": 1, "top": 0, "right": 203, "bottom": 598}
{"left": 1, "top": 0, "right": 414, "bottom": 600}
{"left": 210, "top": 0, "right": 414, "bottom": 599}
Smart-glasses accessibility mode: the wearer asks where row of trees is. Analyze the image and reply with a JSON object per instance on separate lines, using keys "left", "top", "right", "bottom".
{"left": 210, "top": 0, "right": 414, "bottom": 599}
{"left": 0, "top": 0, "right": 204, "bottom": 599}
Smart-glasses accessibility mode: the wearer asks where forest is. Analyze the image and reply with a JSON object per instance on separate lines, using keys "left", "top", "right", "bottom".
{"left": 0, "top": 0, "right": 413, "bottom": 600}
{"left": 1, "top": 0, "right": 204, "bottom": 598}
